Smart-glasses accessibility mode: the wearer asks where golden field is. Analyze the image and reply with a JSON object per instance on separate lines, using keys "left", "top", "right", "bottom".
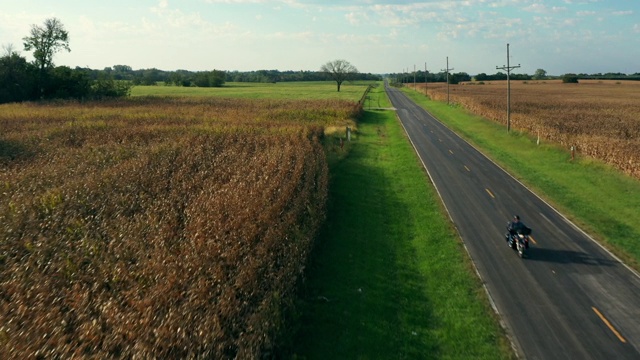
{"left": 0, "top": 97, "right": 359, "bottom": 358}
{"left": 420, "top": 80, "right": 640, "bottom": 178}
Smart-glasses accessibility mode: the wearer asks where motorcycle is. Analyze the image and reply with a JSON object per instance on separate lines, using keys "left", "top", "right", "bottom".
{"left": 506, "top": 223, "right": 531, "bottom": 258}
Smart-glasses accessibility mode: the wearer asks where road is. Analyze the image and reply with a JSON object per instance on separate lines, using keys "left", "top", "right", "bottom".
{"left": 385, "top": 84, "right": 640, "bottom": 359}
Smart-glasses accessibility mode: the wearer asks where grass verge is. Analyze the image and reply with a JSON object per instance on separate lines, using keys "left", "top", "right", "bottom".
{"left": 401, "top": 87, "right": 640, "bottom": 270}
{"left": 291, "top": 86, "right": 514, "bottom": 359}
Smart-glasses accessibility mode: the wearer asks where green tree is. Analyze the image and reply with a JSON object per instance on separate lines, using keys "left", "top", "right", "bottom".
{"left": 449, "top": 72, "right": 471, "bottom": 84}
{"left": 112, "top": 65, "right": 133, "bottom": 80}
{"left": 141, "top": 68, "right": 161, "bottom": 85}
{"left": 47, "top": 66, "right": 91, "bottom": 99}
{"left": 562, "top": 73, "right": 579, "bottom": 83}
{"left": 321, "top": 59, "right": 358, "bottom": 92}
{"left": 23, "top": 18, "right": 70, "bottom": 75}
{"left": 91, "top": 72, "right": 132, "bottom": 99}
{"left": 22, "top": 18, "right": 70, "bottom": 96}
{"left": 533, "top": 68, "right": 547, "bottom": 80}
{"left": 0, "top": 46, "right": 35, "bottom": 103}
{"left": 193, "top": 70, "right": 225, "bottom": 87}
{"left": 474, "top": 73, "right": 488, "bottom": 81}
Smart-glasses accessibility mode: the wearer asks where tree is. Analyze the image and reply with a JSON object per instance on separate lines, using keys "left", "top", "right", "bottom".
{"left": 46, "top": 66, "right": 91, "bottom": 99}
{"left": 562, "top": 73, "right": 579, "bottom": 83}
{"left": 491, "top": 72, "right": 508, "bottom": 81}
{"left": 533, "top": 68, "right": 547, "bottom": 80}
{"left": 0, "top": 49, "right": 35, "bottom": 103}
{"left": 193, "top": 70, "right": 225, "bottom": 87}
{"left": 450, "top": 72, "right": 471, "bottom": 84}
{"left": 475, "top": 73, "right": 488, "bottom": 81}
{"left": 91, "top": 72, "right": 132, "bottom": 99}
{"left": 320, "top": 59, "right": 358, "bottom": 92}
{"left": 23, "top": 18, "right": 70, "bottom": 73}
{"left": 23, "top": 18, "right": 70, "bottom": 96}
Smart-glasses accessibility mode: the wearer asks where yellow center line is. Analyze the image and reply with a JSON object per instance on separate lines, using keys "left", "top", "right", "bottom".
{"left": 449, "top": 150, "right": 454, "bottom": 155}
{"left": 529, "top": 235, "right": 537, "bottom": 245}
{"left": 485, "top": 188, "right": 495, "bottom": 198}
{"left": 464, "top": 165, "right": 470, "bottom": 172}
{"left": 592, "top": 307, "right": 627, "bottom": 343}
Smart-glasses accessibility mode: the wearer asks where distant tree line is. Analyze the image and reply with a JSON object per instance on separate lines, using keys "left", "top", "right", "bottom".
{"left": 390, "top": 69, "right": 640, "bottom": 86}
{"left": 392, "top": 71, "right": 473, "bottom": 85}
{"left": 1, "top": 56, "right": 381, "bottom": 104}
{"left": 0, "top": 18, "right": 132, "bottom": 104}
{"left": 1, "top": 18, "right": 381, "bottom": 105}
{"left": 102, "top": 67, "right": 381, "bottom": 85}
{"left": 0, "top": 54, "right": 134, "bottom": 104}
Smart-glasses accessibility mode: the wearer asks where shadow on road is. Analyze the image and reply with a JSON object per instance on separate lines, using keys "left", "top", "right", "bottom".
{"left": 524, "top": 247, "right": 618, "bottom": 267}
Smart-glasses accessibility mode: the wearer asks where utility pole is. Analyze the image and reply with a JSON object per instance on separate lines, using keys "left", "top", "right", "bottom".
{"left": 496, "top": 43, "right": 521, "bottom": 132}
{"left": 413, "top": 64, "right": 416, "bottom": 91}
{"left": 424, "top": 62, "right": 428, "bottom": 97}
{"left": 441, "top": 56, "right": 454, "bottom": 105}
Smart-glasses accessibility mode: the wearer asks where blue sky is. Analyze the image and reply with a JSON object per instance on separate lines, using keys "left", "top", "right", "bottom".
{"left": 1, "top": 0, "right": 638, "bottom": 75}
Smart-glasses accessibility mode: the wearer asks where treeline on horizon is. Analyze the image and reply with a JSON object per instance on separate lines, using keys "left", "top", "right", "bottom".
{"left": 0, "top": 55, "right": 383, "bottom": 104}
{"left": 2, "top": 55, "right": 639, "bottom": 105}
{"left": 391, "top": 69, "right": 640, "bottom": 85}
{"left": 103, "top": 66, "right": 382, "bottom": 86}
{"left": 0, "top": 52, "right": 135, "bottom": 104}
{"left": 3, "top": 16, "right": 638, "bottom": 104}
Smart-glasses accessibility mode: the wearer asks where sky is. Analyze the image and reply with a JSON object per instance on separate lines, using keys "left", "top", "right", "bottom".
{"left": 1, "top": 0, "right": 638, "bottom": 75}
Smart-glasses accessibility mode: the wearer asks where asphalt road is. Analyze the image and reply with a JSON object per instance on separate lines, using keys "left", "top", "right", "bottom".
{"left": 385, "top": 84, "right": 640, "bottom": 359}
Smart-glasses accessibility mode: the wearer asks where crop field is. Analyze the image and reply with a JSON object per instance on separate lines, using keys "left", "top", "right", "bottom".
{"left": 420, "top": 80, "right": 640, "bottom": 179}
{"left": 0, "top": 96, "right": 360, "bottom": 358}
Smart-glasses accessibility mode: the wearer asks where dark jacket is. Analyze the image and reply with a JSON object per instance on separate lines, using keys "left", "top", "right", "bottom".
{"left": 508, "top": 221, "right": 531, "bottom": 235}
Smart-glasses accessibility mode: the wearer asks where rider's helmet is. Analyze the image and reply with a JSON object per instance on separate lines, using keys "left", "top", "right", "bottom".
{"left": 513, "top": 215, "right": 520, "bottom": 221}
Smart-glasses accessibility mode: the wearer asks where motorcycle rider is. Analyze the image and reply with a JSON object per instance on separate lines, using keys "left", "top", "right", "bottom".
{"left": 506, "top": 215, "right": 530, "bottom": 248}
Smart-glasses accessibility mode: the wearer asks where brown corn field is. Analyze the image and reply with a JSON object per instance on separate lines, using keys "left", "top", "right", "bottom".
{"left": 0, "top": 97, "right": 359, "bottom": 358}
{"left": 420, "top": 80, "right": 640, "bottom": 178}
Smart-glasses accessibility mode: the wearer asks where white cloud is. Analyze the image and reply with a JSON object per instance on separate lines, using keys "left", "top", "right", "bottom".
{"left": 205, "top": 0, "right": 267, "bottom": 3}
{"left": 563, "top": 0, "right": 599, "bottom": 4}
{"left": 345, "top": 12, "right": 360, "bottom": 25}
{"left": 264, "top": 31, "right": 312, "bottom": 41}
{"left": 3, "top": 0, "right": 639, "bottom": 74}
{"left": 524, "top": 3, "right": 566, "bottom": 14}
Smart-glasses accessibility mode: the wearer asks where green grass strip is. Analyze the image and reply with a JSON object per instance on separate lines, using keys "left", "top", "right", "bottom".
{"left": 401, "top": 87, "right": 640, "bottom": 269}
{"left": 292, "top": 86, "right": 513, "bottom": 359}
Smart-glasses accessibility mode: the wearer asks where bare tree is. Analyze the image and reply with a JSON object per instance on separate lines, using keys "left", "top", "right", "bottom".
{"left": 321, "top": 59, "right": 358, "bottom": 92}
{"left": 2, "top": 43, "right": 17, "bottom": 57}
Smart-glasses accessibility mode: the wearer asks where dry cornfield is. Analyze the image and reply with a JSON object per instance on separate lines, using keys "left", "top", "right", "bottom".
{"left": 0, "top": 97, "right": 359, "bottom": 358}
{"left": 420, "top": 80, "right": 640, "bottom": 178}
